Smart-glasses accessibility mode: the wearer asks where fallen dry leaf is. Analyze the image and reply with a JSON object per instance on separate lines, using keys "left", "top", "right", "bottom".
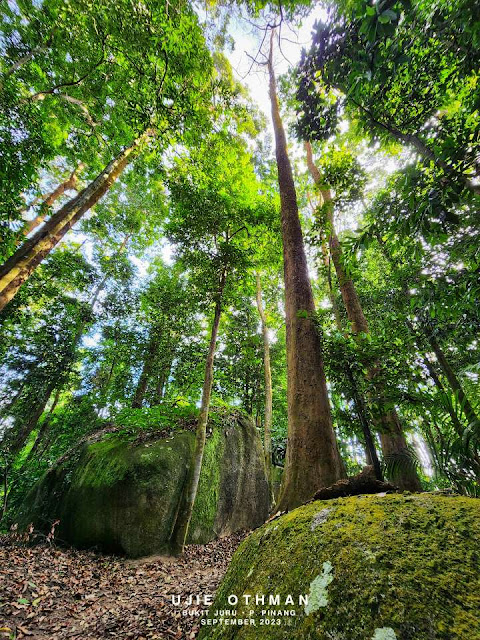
{"left": 0, "top": 531, "right": 247, "bottom": 639}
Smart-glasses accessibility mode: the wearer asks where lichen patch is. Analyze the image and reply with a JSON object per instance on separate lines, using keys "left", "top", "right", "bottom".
{"left": 311, "top": 507, "right": 334, "bottom": 531}
{"left": 372, "top": 628, "right": 397, "bottom": 640}
{"left": 304, "top": 561, "right": 334, "bottom": 614}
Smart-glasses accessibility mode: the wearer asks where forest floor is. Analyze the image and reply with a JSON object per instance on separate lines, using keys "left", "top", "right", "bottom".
{"left": 0, "top": 531, "right": 246, "bottom": 640}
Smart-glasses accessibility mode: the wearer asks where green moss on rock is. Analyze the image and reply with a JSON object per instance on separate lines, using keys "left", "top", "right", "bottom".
{"left": 19, "top": 411, "right": 270, "bottom": 557}
{"left": 199, "top": 494, "right": 480, "bottom": 640}
{"left": 189, "top": 426, "right": 224, "bottom": 543}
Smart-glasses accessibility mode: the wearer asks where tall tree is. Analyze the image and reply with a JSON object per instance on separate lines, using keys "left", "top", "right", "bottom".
{"left": 255, "top": 272, "right": 274, "bottom": 491}
{"left": 305, "top": 141, "right": 422, "bottom": 491}
{"left": 315, "top": 233, "right": 383, "bottom": 481}
{"left": 0, "top": 133, "right": 151, "bottom": 311}
{"left": 166, "top": 122, "right": 269, "bottom": 550}
{"left": 172, "top": 264, "right": 227, "bottom": 553}
{"left": 268, "top": 33, "right": 345, "bottom": 511}
{"left": 21, "top": 164, "right": 84, "bottom": 237}
{"left": 296, "top": 0, "right": 480, "bottom": 195}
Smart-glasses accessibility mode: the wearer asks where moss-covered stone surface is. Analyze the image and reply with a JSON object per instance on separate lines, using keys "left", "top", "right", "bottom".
{"left": 18, "top": 411, "right": 270, "bottom": 557}
{"left": 199, "top": 494, "right": 480, "bottom": 640}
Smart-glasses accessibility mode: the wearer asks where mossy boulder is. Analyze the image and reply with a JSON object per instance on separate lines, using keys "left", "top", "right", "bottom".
{"left": 199, "top": 494, "right": 480, "bottom": 640}
{"left": 18, "top": 412, "right": 270, "bottom": 557}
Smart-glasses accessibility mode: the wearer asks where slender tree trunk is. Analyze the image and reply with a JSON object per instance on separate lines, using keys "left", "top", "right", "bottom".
{"left": 421, "top": 353, "right": 475, "bottom": 443}
{"left": 5, "top": 236, "right": 129, "bottom": 457}
{"left": 2, "top": 44, "right": 46, "bottom": 81}
{"left": 23, "top": 387, "right": 61, "bottom": 463}
{"left": 132, "top": 329, "right": 159, "bottom": 409}
{"left": 1, "top": 460, "right": 8, "bottom": 519}
{"left": 152, "top": 354, "right": 173, "bottom": 405}
{"left": 377, "top": 236, "right": 480, "bottom": 432}
{"left": 255, "top": 273, "right": 274, "bottom": 492}
{"left": 172, "top": 269, "right": 226, "bottom": 553}
{"left": 320, "top": 240, "right": 383, "bottom": 480}
{"left": 268, "top": 37, "right": 345, "bottom": 512}
{"left": 87, "top": 234, "right": 129, "bottom": 312}
{"left": 306, "top": 141, "right": 422, "bottom": 491}
{"left": 8, "top": 381, "right": 57, "bottom": 457}
{"left": 21, "top": 164, "right": 84, "bottom": 236}
{"left": 416, "top": 339, "right": 465, "bottom": 437}
{"left": 427, "top": 333, "right": 479, "bottom": 428}
{"left": 0, "top": 133, "right": 150, "bottom": 312}
{"left": 153, "top": 371, "right": 166, "bottom": 405}
{"left": 155, "top": 375, "right": 165, "bottom": 402}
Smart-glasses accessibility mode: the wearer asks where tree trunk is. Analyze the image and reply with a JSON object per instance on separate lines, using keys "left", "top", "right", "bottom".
{"left": 132, "top": 329, "right": 160, "bottom": 408}
{"left": 427, "top": 332, "right": 479, "bottom": 429}
{"left": 421, "top": 353, "right": 467, "bottom": 437}
{"left": 409, "top": 324, "right": 466, "bottom": 437}
{"left": 153, "top": 371, "right": 166, "bottom": 405}
{"left": 255, "top": 273, "right": 274, "bottom": 492}
{"left": 0, "top": 133, "right": 150, "bottom": 312}
{"left": 172, "top": 269, "right": 226, "bottom": 553}
{"left": 8, "top": 381, "right": 57, "bottom": 457}
{"left": 21, "top": 164, "right": 84, "bottom": 236}
{"left": 320, "top": 240, "right": 383, "bottom": 480}
{"left": 377, "top": 236, "right": 480, "bottom": 434}
{"left": 6, "top": 236, "right": 130, "bottom": 457}
{"left": 152, "top": 353, "right": 173, "bottom": 405}
{"left": 23, "top": 387, "right": 61, "bottom": 464}
{"left": 1, "top": 460, "right": 8, "bottom": 519}
{"left": 306, "top": 141, "right": 422, "bottom": 491}
{"left": 268, "top": 36, "right": 345, "bottom": 512}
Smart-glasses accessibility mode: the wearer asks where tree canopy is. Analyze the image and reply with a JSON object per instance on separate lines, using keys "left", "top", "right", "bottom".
{"left": 1, "top": 0, "right": 479, "bottom": 529}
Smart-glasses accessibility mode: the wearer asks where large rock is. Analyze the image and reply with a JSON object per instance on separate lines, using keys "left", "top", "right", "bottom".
{"left": 18, "top": 411, "right": 270, "bottom": 557}
{"left": 199, "top": 494, "right": 480, "bottom": 640}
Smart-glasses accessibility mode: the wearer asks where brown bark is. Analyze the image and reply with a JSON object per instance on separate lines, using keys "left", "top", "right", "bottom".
{"left": 427, "top": 332, "right": 479, "bottom": 429}
{"left": 23, "top": 387, "right": 61, "bottom": 464}
{"left": 305, "top": 142, "right": 369, "bottom": 335}
{"left": 132, "top": 329, "right": 160, "bottom": 409}
{"left": 0, "top": 133, "right": 151, "bottom": 312}
{"left": 268, "top": 36, "right": 345, "bottom": 512}
{"left": 320, "top": 240, "right": 383, "bottom": 480}
{"left": 306, "top": 141, "right": 422, "bottom": 491}
{"left": 22, "top": 164, "right": 85, "bottom": 236}
{"left": 172, "top": 269, "right": 227, "bottom": 553}
{"left": 255, "top": 272, "right": 274, "bottom": 493}
{"left": 8, "top": 381, "right": 57, "bottom": 457}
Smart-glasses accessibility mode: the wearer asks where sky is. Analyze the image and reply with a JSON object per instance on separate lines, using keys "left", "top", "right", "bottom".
{"left": 197, "top": 3, "right": 326, "bottom": 126}
{"left": 216, "top": 7, "right": 402, "bottom": 236}
{"left": 227, "top": 9, "right": 322, "bottom": 120}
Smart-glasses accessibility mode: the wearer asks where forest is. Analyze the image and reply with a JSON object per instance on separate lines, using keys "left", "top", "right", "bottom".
{"left": 0, "top": 0, "right": 479, "bottom": 638}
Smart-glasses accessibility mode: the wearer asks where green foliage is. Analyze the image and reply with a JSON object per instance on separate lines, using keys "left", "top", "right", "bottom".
{"left": 1, "top": 0, "right": 479, "bottom": 529}
{"left": 113, "top": 401, "right": 198, "bottom": 435}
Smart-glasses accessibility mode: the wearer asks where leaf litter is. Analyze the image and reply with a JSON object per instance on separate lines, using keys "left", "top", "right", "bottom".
{"left": 0, "top": 531, "right": 246, "bottom": 639}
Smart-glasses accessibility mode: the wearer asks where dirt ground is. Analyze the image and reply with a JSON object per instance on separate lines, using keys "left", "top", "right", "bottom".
{"left": 0, "top": 532, "right": 246, "bottom": 639}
